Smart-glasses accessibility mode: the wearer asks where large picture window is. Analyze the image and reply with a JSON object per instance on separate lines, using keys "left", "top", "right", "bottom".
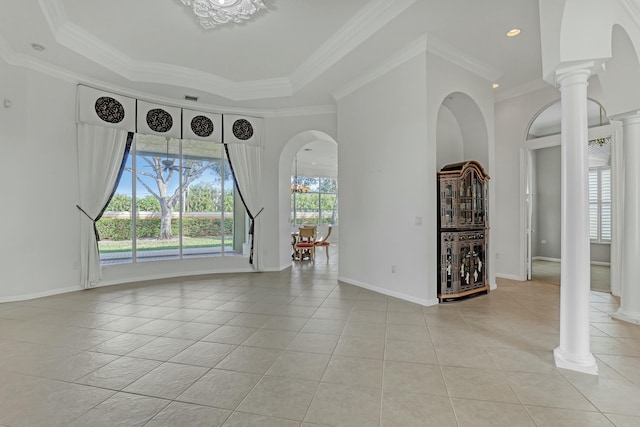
{"left": 589, "top": 166, "right": 611, "bottom": 243}
{"left": 291, "top": 176, "right": 338, "bottom": 227}
{"left": 97, "top": 134, "right": 245, "bottom": 264}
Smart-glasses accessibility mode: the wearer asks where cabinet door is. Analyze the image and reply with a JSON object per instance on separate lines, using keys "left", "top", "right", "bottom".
{"left": 473, "top": 173, "right": 484, "bottom": 226}
{"left": 472, "top": 241, "right": 485, "bottom": 287}
{"left": 440, "top": 181, "right": 455, "bottom": 228}
{"left": 459, "top": 242, "right": 473, "bottom": 290}
{"left": 440, "top": 235, "right": 458, "bottom": 295}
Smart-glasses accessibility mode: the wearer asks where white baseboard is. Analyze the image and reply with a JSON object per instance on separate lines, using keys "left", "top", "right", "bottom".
{"left": 533, "top": 256, "right": 561, "bottom": 263}
{"left": 262, "top": 264, "right": 293, "bottom": 272}
{"left": 337, "top": 276, "right": 439, "bottom": 307}
{"left": 0, "top": 286, "right": 81, "bottom": 303}
{"left": 495, "top": 273, "right": 523, "bottom": 281}
{"left": 533, "top": 257, "right": 610, "bottom": 266}
{"left": 97, "top": 267, "right": 254, "bottom": 288}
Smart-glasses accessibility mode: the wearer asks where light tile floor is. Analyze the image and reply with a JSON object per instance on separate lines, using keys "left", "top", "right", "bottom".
{"left": 0, "top": 246, "right": 639, "bottom": 426}
{"left": 532, "top": 259, "right": 611, "bottom": 292}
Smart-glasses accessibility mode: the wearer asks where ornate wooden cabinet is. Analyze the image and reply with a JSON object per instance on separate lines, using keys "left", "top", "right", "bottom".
{"left": 438, "top": 160, "right": 490, "bottom": 302}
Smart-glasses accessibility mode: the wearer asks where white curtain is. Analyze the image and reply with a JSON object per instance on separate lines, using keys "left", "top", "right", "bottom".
{"left": 226, "top": 143, "right": 264, "bottom": 270}
{"left": 77, "top": 123, "right": 130, "bottom": 288}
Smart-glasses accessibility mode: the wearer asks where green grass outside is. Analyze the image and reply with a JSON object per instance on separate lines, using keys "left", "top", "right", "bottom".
{"left": 99, "top": 236, "right": 228, "bottom": 253}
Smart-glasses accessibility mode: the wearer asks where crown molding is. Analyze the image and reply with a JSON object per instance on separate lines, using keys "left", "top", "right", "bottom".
{"left": 494, "top": 79, "right": 553, "bottom": 103}
{"left": 332, "top": 32, "right": 504, "bottom": 101}
{"left": 619, "top": 0, "right": 640, "bottom": 31}
{"left": 1, "top": 33, "right": 334, "bottom": 119}
{"left": 426, "top": 36, "right": 502, "bottom": 82}
{"left": 0, "top": 34, "right": 81, "bottom": 85}
{"left": 36, "top": 0, "right": 419, "bottom": 102}
{"left": 265, "top": 105, "right": 337, "bottom": 118}
{"left": 332, "top": 35, "right": 428, "bottom": 101}
{"left": 38, "top": 0, "right": 414, "bottom": 102}
{"left": 39, "top": 0, "right": 292, "bottom": 101}
{"left": 289, "top": 0, "right": 416, "bottom": 92}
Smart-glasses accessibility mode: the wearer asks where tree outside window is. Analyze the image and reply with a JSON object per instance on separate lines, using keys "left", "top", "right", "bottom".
{"left": 291, "top": 176, "right": 338, "bottom": 227}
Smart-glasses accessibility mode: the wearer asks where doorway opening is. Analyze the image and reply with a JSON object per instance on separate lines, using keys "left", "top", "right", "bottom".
{"left": 522, "top": 99, "right": 613, "bottom": 291}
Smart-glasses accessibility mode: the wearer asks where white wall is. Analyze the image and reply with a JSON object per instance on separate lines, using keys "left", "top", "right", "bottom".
{"left": 0, "top": 59, "right": 82, "bottom": 300}
{"left": 337, "top": 50, "right": 494, "bottom": 304}
{"left": 494, "top": 82, "right": 613, "bottom": 279}
{"left": 271, "top": 120, "right": 337, "bottom": 271}
{"left": 0, "top": 58, "right": 339, "bottom": 299}
{"left": 494, "top": 85, "right": 560, "bottom": 279}
{"left": 436, "top": 105, "right": 464, "bottom": 169}
{"left": 534, "top": 145, "right": 561, "bottom": 259}
{"left": 337, "top": 53, "right": 434, "bottom": 305}
{"left": 426, "top": 53, "right": 496, "bottom": 290}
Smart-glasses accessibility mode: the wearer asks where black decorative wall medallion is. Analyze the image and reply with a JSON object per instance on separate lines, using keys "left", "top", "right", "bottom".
{"left": 146, "top": 108, "right": 173, "bottom": 133}
{"left": 232, "top": 118, "right": 254, "bottom": 141}
{"left": 191, "top": 115, "right": 214, "bottom": 138}
{"left": 94, "top": 97, "right": 125, "bottom": 124}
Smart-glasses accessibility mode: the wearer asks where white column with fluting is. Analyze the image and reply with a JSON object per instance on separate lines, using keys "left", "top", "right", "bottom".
{"left": 553, "top": 65, "right": 598, "bottom": 375}
{"left": 613, "top": 112, "right": 640, "bottom": 325}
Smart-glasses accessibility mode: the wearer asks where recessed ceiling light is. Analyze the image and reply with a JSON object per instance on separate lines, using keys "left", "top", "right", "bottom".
{"left": 31, "top": 43, "right": 45, "bottom": 52}
{"left": 303, "top": 148, "right": 312, "bottom": 151}
{"left": 506, "top": 28, "right": 521, "bottom": 37}
{"left": 492, "top": 83, "right": 500, "bottom": 89}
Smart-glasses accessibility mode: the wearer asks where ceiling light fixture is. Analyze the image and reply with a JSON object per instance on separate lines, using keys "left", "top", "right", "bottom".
{"left": 291, "top": 155, "right": 310, "bottom": 194}
{"left": 506, "top": 28, "right": 521, "bottom": 37}
{"left": 31, "top": 43, "right": 45, "bottom": 51}
{"left": 179, "top": 0, "right": 266, "bottom": 29}
{"left": 492, "top": 83, "right": 500, "bottom": 89}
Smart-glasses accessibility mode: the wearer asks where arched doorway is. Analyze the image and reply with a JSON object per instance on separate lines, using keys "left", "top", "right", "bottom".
{"left": 436, "top": 92, "right": 489, "bottom": 170}
{"left": 435, "top": 91, "right": 492, "bottom": 296}
{"left": 279, "top": 131, "right": 338, "bottom": 266}
{"left": 521, "top": 98, "right": 613, "bottom": 291}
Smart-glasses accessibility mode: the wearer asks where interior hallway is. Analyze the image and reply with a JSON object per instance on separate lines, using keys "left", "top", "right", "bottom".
{"left": 532, "top": 259, "right": 611, "bottom": 292}
{"left": 0, "top": 247, "right": 639, "bottom": 426}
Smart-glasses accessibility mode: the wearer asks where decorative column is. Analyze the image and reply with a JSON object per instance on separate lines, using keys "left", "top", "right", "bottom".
{"left": 613, "top": 112, "right": 640, "bottom": 325}
{"left": 554, "top": 65, "right": 598, "bottom": 375}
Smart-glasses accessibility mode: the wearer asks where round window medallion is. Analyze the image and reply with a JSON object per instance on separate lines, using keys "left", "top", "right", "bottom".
{"left": 146, "top": 108, "right": 173, "bottom": 133}
{"left": 94, "top": 97, "right": 125, "bottom": 124}
{"left": 191, "top": 115, "right": 214, "bottom": 138}
{"left": 232, "top": 119, "right": 254, "bottom": 141}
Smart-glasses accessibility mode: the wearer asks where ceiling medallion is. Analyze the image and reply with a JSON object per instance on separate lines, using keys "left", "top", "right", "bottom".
{"left": 180, "top": 0, "right": 266, "bottom": 29}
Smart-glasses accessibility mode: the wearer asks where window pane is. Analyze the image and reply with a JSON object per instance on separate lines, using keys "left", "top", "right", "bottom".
{"left": 298, "top": 176, "right": 319, "bottom": 192}
{"left": 135, "top": 135, "right": 180, "bottom": 261}
{"left": 320, "top": 193, "right": 338, "bottom": 225}
{"left": 319, "top": 177, "right": 337, "bottom": 193}
{"left": 296, "top": 192, "right": 319, "bottom": 225}
{"left": 181, "top": 140, "right": 226, "bottom": 258}
{"left": 97, "top": 149, "right": 133, "bottom": 265}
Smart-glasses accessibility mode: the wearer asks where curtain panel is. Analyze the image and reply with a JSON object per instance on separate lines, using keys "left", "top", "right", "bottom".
{"left": 225, "top": 143, "right": 264, "bottom": 269}
{"left": 77, "top": 123, "right": 130, "bottom": 288}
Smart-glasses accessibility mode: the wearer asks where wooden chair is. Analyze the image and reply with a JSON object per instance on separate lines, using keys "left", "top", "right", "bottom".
{"left": 294, "top": 226, "right": 316, "bottom": 261}
{"left": 314, "top": 225, "right": 332, "bottom": 258}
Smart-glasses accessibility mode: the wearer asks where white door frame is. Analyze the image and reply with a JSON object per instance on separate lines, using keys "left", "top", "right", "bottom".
{"left": 519, "top": 124, "right": 616, "bottom": 282}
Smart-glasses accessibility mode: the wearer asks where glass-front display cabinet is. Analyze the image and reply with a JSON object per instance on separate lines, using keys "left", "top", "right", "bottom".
{"left": 437, "top": 160, "right": 489, "bottom": 302}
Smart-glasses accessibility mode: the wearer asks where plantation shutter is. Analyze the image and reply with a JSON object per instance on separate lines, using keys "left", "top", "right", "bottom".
{"left": 589, "top": 169, "right": 598, "bottom": 240}
{"left": 601, "top": 168, "right": 612, "bottom": 241}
